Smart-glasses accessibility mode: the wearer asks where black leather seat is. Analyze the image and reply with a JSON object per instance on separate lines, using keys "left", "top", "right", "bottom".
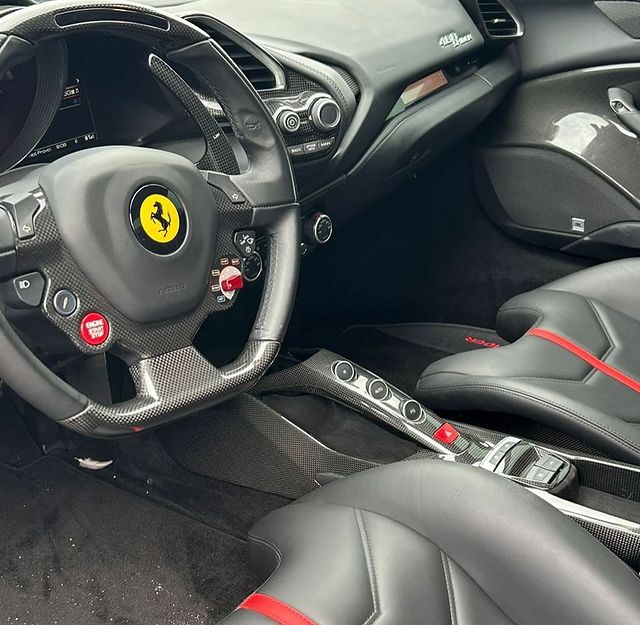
{"left": 226, "top": 461, "right": 640, "bottom": 625}
{"left": 415, "top": 259, "right": 640, "bottom": 464}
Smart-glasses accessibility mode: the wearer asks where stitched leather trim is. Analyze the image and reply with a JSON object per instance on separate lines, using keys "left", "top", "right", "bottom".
{"left": 239, "top": 593, "right": 316, "bottom": 625}
{"left": 528, "top": 328, "right": 640, "bottom": 394}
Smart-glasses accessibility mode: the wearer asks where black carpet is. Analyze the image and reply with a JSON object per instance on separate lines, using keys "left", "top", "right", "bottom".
{"left": 330, "top": 323, "right": 504, "bottom": 394}
{"left": 0, "top": 457, "right": 261, "bottom": 625}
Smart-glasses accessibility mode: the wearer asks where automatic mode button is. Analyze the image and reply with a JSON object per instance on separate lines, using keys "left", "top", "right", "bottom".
{"left": 367, "top": 378, "right": 390, "bottom": 401}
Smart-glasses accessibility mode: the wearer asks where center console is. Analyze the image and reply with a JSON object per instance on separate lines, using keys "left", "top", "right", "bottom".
{"left": 253, "top": 349, "right": 640, "bottom": 571}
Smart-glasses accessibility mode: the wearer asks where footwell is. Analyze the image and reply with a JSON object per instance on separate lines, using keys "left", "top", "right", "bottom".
{"left": 0, "top": 457, "right": 259, "bottom": 625}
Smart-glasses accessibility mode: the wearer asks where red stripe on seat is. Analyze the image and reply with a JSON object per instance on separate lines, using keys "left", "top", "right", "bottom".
{"left": 239, "top": 594, "right": 316, "bottom": 625}
{"left": 528, "top": 328, "right": 640, "bottom": 394}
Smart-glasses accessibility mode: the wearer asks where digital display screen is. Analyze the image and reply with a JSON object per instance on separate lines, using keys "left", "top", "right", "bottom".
{"left": 387, "top": 70, "right": 449, "bottom": 119}
{"left": 27, "top": 77, "right": 98, "bottom": 163}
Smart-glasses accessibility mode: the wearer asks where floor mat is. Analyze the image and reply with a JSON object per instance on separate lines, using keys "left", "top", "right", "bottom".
{"left": 0, "top": 456, "right": 260, "bottom": 625}
{"left": 330, "top": 323, "right": 504, "bottom": 394}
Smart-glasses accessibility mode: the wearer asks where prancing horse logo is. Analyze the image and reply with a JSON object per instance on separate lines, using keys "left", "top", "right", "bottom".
{"left": 150, "top": 200, "right": 172, "bottom": 237}
{"left": 130, "top": 185, "right": 186, "bottom": 255}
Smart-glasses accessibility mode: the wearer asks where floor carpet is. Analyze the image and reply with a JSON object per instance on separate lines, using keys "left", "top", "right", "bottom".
{"left": 0, "top": 456, "right": 262, "bottom": 625}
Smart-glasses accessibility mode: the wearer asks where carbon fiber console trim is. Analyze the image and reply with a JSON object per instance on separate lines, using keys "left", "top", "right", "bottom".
{"left": 256, "top": 349, "right": 488, "bottom": 457}
{"left": 533, "top": 490, "right": 640, "bottom": 570}
{"left": 160, "top": 393, "right": 378, "bottom": 498}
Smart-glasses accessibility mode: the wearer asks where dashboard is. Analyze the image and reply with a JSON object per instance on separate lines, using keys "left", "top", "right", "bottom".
{"left": 0, "top": 0, "right": 523, "bottom": 223}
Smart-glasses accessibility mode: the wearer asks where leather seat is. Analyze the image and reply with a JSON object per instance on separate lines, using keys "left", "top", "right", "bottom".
{"left": 226, "top": 460, "right": 640, "bottom": 625}
{"left": 415, "top": 259, "right": 640, "bottom": 464}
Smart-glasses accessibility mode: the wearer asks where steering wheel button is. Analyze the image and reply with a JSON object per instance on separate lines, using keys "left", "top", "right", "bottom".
{"left": 221, "top": 274, "right": 244, "bottom": 292}
{"left": 234, "top": 230, "right": 256, "bottom": 258}
{"left": 3, "top": 272, "right": 45, "bottom": 308}
{"left": 219, "top": 266, "right": 244, "bottom": 299}
{"left": 2, "top": 193, "right": 39, "bottom": 241}
{"left": 80, "top": 312, "right": 110, "bottom": 346}
{"left": 53, "top": 289, "right": 78, "bottom": 317}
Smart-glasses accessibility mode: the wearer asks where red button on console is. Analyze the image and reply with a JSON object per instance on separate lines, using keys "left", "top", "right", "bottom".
{"left": 433, "top": 423, "right": 460, "bottom": 445}
{"left": 79, "top": 312, "right": 110, "bottom": 346}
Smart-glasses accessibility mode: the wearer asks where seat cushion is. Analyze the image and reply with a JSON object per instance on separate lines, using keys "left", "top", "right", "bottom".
{"left": 416, "top": 258, "right": 640, "bottom": 463}
{"left": 223, "top": 461, "right": 640, "bottom": 625}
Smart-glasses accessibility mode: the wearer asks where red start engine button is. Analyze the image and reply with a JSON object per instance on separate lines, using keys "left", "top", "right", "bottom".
{"left": 79, "top": 312, "right": 110, "bottom": 346}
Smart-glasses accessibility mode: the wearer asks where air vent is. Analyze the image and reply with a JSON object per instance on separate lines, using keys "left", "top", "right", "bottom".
{"left": 212, "top": 32, "right": 277, "bottom": 90}
{"left": 478, "top": 0, "right": 520, "bottom": 38}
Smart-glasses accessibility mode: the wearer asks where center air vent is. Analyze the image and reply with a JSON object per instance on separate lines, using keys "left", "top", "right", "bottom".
{"left": 185, "top": 15, "right": 281, "bottom": 91}
{"left": 213, "top": 32, "right": 277, "bottom": 90}
{"left": 477, "top": 0, "right": 521, "bottom": 38}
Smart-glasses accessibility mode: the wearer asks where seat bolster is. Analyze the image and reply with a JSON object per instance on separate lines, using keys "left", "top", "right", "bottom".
{"left": 299, "top": 461, "right": 640, "bottom": 625}
{"left": 498, "top": 258, "right": 640, "bottom": 342}
{"left": 240, "top": 461, "right": 640, "bottom": 625}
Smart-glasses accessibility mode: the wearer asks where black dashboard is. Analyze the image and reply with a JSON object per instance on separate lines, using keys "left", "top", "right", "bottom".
{"left": 0, "top": 0, "right": 523, "bottom": 222}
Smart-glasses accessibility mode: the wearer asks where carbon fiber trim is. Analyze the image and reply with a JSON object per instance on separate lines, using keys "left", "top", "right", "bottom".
{"left": 198, "top": 69, "right": 334, "bottom": 152}
{"left": 62, "top": 341, "right": 280, "bottom": 436}
{"left": 148, "top": 53, "right": 240, "bottom": 175}
{"left": 534, "top": 489, "right": 640, "bottom": 570}
{"left": 0, "top": 1, "right": 207, "bottom": 50}
{"left": 255, "top": 349, "right": 486, "bottom": 457}
{"left": 15, "top": 188, "right": 252, "bottom": 358}
{"left": 160, "top": 393, "right": 377, "bottom": 498}
{"left": 330, "top": 65, "right": 360, "bottom": 100}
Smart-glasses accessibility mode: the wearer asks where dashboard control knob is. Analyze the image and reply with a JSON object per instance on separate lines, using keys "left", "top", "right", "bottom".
{"left": 304, "top": 213, "right": 333, "bottom": 245}
{"left": 277, "top": 109, "right": 301, "bottom": 134}
{"left": 333, "top": 360, "right": 356, "bottom": 382}
{"left": 367, "top": 378, "right": 390, "bottom": 401}
{"left": 309, "top": 97, "right": 341, "bottom": 132}
{"left": 401, "top": 400, "right": 423, "bottom": 422}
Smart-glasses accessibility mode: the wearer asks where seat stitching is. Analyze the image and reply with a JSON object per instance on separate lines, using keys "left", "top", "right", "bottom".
{"left": 440, "top": 552, "right": 458, "bottom": 625}
{"left": 417, "top": 383, "right": 640, "bottom": 453}
{"left": 355, "top": 509, "right": 380, "bottom": 625}
{"left": 585, "top": 298, "right": 615, "bottom": 359}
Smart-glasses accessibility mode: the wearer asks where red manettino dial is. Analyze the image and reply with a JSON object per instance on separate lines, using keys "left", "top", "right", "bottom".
{"left": 79, "top": 312, "right": 110, "bottom": 346}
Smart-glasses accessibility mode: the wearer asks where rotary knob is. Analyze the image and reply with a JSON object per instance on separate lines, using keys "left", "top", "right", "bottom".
{"left": 303, "top": 213, "right": 333, "bottom": 245}
{"left": 277, "top": 109, "right": 301, "bottom": 134}
{"left": 309, "top": 97, "right": 341, "bottom": 132}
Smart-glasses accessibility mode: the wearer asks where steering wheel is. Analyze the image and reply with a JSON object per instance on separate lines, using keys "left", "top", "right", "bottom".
{"left": 0, "top": 1, "right": 300, "bottom": 436}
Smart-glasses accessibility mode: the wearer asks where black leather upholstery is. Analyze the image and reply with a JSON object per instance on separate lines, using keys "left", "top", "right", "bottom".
{"left": 225, "top": 461, "right": 640, "bottom": 625}
{"left": 416, "top": 259, "right": 640, "bottom": 463}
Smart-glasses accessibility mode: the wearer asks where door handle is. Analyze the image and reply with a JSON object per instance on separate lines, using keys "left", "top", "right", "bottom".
{"left": 608, "top": 87, "right": 640, "bottom": 135}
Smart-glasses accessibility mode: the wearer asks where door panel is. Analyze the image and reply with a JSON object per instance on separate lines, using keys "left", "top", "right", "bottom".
{"left": 476, "top": 0, "right": 640, "bottom": 259}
